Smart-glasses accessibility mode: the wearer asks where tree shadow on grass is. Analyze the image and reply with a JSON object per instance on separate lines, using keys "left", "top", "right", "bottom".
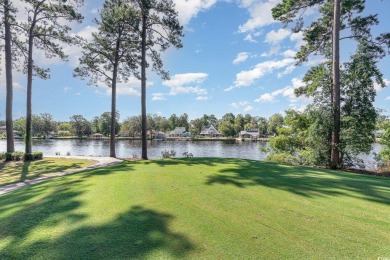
{"left": 0, "top": 189, "right": 195, "bottom": 259}
{"left": 79, "top": 162, "right": 135, "bottom": 179}
{"left": 0, "top": 163, "right": 195, "bottom": 259}
{"left": 20, "top": 161, "right": 30, "bottom": 181}
{"left": 0, "top": 160, "right": 94, "bottom": 187}
{"left": 142, "top": 157, "right": 233, "bottom": 168}
{"left": 31, "top": 160, "right": 88, "bottom": 174}
{"left": 204, "top": 159, "right": 390, "bottom": 205}
{"left": 20, "top": 205, "right": 195, "bottom": 259}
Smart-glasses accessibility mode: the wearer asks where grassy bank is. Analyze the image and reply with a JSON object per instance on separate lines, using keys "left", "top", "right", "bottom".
{"left": 0, "top": 158, "right": 389, "bottom": 258}
{"left": 0, "top": 158, "right": 96, "bottom": 187}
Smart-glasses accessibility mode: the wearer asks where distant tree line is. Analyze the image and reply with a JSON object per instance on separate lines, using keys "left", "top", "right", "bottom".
{"left": 4, "top": 112, "right": 285, "bottom": 139}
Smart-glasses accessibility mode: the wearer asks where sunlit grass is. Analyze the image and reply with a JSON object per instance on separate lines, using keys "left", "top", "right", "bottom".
{"left": 0, "top": 158, "right": 389, "bottom": 259}
{"left": 0, "top": 158, "right": 96, "bottom": 186}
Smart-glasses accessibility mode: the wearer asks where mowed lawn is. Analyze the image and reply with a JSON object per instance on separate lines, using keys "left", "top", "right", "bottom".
{"left": 0, "top": 158, "right": 389, "bottom": 259}
{"left": 0, "top": 158, "right": 96, "bottom": 187}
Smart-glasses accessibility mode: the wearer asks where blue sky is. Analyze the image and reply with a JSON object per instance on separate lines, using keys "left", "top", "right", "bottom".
{"left": 0, "top": 0, "right": 389, "bottom": 122}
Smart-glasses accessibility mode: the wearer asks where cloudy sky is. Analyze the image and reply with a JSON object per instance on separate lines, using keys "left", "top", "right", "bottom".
{"left": 1, "top": 0, "right": 389, "bottom": 122}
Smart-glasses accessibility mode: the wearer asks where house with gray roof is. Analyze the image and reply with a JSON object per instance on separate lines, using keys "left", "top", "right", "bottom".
{"left": 168, "top": 127, "right": 191, "bottom": 137}
{"left": 239, "top": 128, "right": 260, "bottom": 139}
{"left": 200, "top": 125, "right": 222, "bottom": 137}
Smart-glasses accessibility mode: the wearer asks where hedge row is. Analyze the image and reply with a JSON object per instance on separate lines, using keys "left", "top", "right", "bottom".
{"left": 0, "top": 151, "right": 43, "bottom": 161}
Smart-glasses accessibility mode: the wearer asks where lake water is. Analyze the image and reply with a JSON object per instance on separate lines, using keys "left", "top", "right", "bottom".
{"left": 0, "top": 139, "right": 381, "bottom": 165}
{"left": 0, "top": 139, "right": 270, "bottom": 160}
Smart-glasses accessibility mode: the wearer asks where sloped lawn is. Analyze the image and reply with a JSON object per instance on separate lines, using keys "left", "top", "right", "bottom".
{"left": 0, "top": 158, "right": 96, "bottom": 187}
{"left": 0, "top": 158, "right": 389, "bottom": 259}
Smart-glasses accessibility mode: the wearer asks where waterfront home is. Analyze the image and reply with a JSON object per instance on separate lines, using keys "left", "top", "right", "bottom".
{"left": 239, "top": 128, "right": 260, "bottom": 139}
{"left": 151, "top": 131, "right": 166, "bottom": 140}
{"left": 0, "top": 126, "right": 6, "bottom": 133}
{"left": 92, "top": 133, "right": 104, "bottom": 139}
{"left": 200, "top": 125, "right": 222, "bottom": 137}
{"left": 168, "top": 127, "right": 191, "bottom": 137}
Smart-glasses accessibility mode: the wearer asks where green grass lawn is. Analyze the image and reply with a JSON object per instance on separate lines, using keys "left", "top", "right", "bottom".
{"left": 0, "top": 158, "right": 96, "bottom": 187}
{"left": 0, "top": 158, "right": 389, "bottom": 259}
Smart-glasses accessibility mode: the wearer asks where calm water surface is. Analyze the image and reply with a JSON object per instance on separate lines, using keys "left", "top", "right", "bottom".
{"left": 0, "top": 139, "right": 380, "bottom": 165}
{"left": 0, "top": 139, "right": 270, "bottom": 160}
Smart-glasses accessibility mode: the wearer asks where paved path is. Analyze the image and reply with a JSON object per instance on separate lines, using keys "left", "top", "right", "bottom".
{"left": 0, "top": 156, "right": 122, "bottom": 196}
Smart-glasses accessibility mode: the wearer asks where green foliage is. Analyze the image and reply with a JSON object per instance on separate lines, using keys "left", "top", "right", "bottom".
{"left": 69, "top": 115, "right": 92, "bottom": 137}
{"left": 267, "top": 113, "right": 284, "bottom": 136}
{"left": 271, "top": 0, "right": 390, "bottom": 169}
{"left": 218, "top": 121, "right": 236, "bottom": 137}
{"left": 1, "top": 151, "right": 42, "bottom": 161}
{"left": 161, "top": 150, "right": 176, "bottom": 158}
{"left": 378, "top": 128, "right": 390, "bottom": 163}
{"left": 24, "top": 152, "right": 43, "bottom": 161}
{"left": 265, "top": 152, "right": 300, "bottom": 165}
{"left": 98, "top": 112, "right": 120, "bottom": 136}
{"left": 74, "top": 0, "right": 138, "bottom": 87}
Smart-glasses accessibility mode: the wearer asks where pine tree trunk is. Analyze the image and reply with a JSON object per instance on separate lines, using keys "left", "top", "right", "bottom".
{"left": 25, "top": 33, "right": 34, "bottom": 154}
{"left": 110, "top": 40, "right": 120, "bottom": 158}
{"left": 141, "top": 13, "right": 148, "bottom": 160}
{"left": 331, "top": 0, "right": 341, "bottom": 169}
{"left": 4, "top": 0, "right": 15, "bottom": 153}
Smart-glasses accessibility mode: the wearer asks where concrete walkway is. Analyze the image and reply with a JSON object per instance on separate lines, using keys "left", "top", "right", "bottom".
{"left": 0, "top": 156, "right": 122, "bottom": 196}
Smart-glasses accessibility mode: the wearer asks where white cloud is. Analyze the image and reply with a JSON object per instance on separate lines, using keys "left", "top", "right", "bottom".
{"left": 230, "top": 102, "right": 239, "bottom": 108}
{"left": 196, "top": 96, "right": 209, "bottom": 101}
{"left": 173, "top": 0, "right": 217, "bottom": 27}
{"left": 255, "top": 93, "right": 275, "bottom": 103}
{"left": 225, "top": 58, "right": 295, "bottom": 91}
{"left": 230, "top": 101, "right": 253, "bottom": 111}
{"left": 244, "top": 34, "right": 258, "bottom": 43}
{"left": 290, "top": 31, "right": 305, "bottom": 49}
{"left": 95, "top": 77, "right": 146, "bottom": 97}
{"left": 64, "top": 87, "right": 72, "bottom": 93}
{"left": 374, "top": 79, "right": 390, "bottom": 92}
{"left": 65, "top": 26, "right": 99, "bottom": 68}
{"left": 233, "top": 52, "right": 251, "bottom": 65}
{"left": 265, "top": 28, "right": 291, "bottom": 45}
{"left": 238, "top": 0, "right": 281, "bottom": 33}
{"left": 386, "top": 96, "right": 390, "bottom": 101}
{"left": 152, "top": 93, "right": 166, "bottom": 101}
{"left": 163, "top": 73, "right": 208, "bottom": 96}
{"left": 283, "top": 50, "right": 297, "bottom": 58}
{"left": 255, "top": 78, "right": 311, "bottom": 105}
{"left": 244, "top": 105, "right": 254, "bottom": 112}
{"left": 277, "top": 65, "right": 296, "bottom": 78}
{"left": 14, "top": 82, "right": 26, "bottom": 93}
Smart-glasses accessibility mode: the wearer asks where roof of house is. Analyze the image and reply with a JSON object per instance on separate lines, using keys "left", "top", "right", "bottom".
{"left": 92, "top": 133, "right": 104, "bottom": 136}
{"left": 200, "top": 125, "right": 221, "bottom": 135}
{"left": 170, "top": 127, "right": 186, "bottom": 135}
{"left": 244, "top": 128, "right": 259, "bottom": 132}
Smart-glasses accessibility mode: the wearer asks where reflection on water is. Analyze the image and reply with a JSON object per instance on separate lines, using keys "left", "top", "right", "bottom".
{"left": 0, "top": 139, "right": 380, "bottom": 164}
{"left": 0, "top": 139, "right": 270, "bottom": 160}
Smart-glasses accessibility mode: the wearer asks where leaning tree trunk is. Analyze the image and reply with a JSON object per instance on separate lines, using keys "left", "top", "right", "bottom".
{"left": 25, "top": 33, "right": 34, "bottom": 154}
{"left": 141, "top": 13, "right": 148, "bottom": 160}
{"left": 331, "top": 0, "right": 341, "bottom": 169}
{"left": 4, "top": 0, "right": 14, "bottom": 153}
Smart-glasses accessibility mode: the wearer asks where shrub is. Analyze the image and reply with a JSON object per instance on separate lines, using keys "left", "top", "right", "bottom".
{"left": 5, "top": 151, "right": 25, "bottom": 161}
{"left": 24, "top": 152, "right": 43, "bottom": 161}
{"left": 161, "top": 150, "right": 176, "bottom": 158}
{"left": 2, "top": 151, "right": 43, "bottom": 161}
{"left": 265, "top": 152, "right": 300, "bottom": 165}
